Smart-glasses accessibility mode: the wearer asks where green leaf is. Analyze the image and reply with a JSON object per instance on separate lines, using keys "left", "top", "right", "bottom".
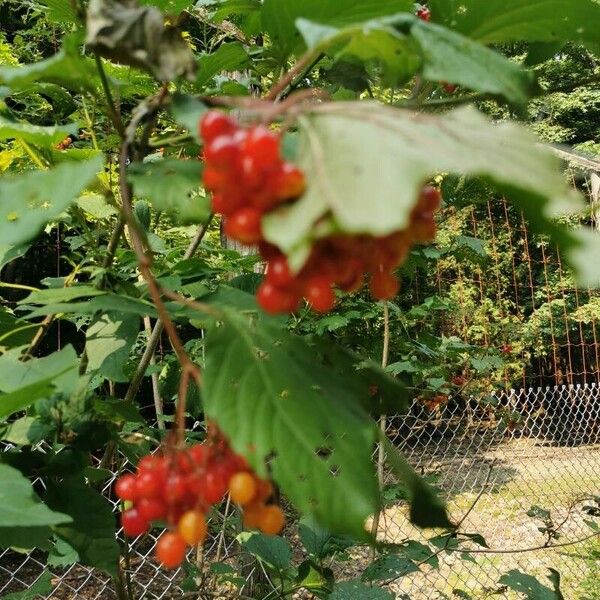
{"left": 0, "top": 417, "right": 48, "bottom": 446}
{"left": 429, "top": 0, "right": 600, "bottom": 53}
{"left": 39, "top": 0, "right": 78, "bottom": 23}
{"left": 242, "top": 533, "right": 292, "bottom": 570}
{"left": 381, "top": 435, "right": 452, "bottom": 528}
{"left": 170, "top": 94, "right": 208, "bottom": 143}
{"left": 296, "top": 17, "right": 420, "bottom": 87}
{"left": 0, "top": 156, "right": 103, "bottom": 248}
{"left": 196, "top": 42, "right": 250, "bottom": 88}
{"left": 329, "top": 580, "right": 394, "bottom": 600}
{"left": 1, "top": 571, "right": 53, "bottom": 599}
{"left": 261, "top": 0, "right": 412, "bottom": 60}
{"left": 362, "top": 554, "right": 419, "bottom": 581}
{"left": 263, "top": 103, "right": 600, "bottom": 286}
{"left": 203, "top": 310, "right": 379, "bottom": 538}
{"left": 45, "top": 478, "right": 119, "bottom": 576}
{"left": 299, "top": 517, "right": 357, "bottom": 559}
{"left": 128, "top": 160, "right": 209, "bottom": 224}
{"left": 0, "top": 37, "right": 98, "bottom": 93}
{"left": 85, "top": 312, "right": 140, "bottom": 382}
{"left": 0, "top": 345, "right": 79, "bottom": 394}
{"left": 0, "top": 464, "right": 72, "bottom": 547}
{"left": 0, "top": 117, "right": 78, "bottom": 147}
{"left": 296, "top": 16, "right": 535, "bottom": 102}
{"left": 23, "top": 285, "right": 105, "bottom": 305}
{"left": 499, "top": 569, "right": 563, "bottom": 600}
{"left": 47, "top": 536, "right": 79, "bottom": 567}
{"left": 411, "top": 20, "right": 537, "bottom": 105}
{"left": 0, "top": 346, "right": 79, "bottom": 418}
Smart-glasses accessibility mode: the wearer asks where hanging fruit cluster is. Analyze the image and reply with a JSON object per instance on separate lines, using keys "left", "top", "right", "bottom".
{"left": 115, "top": 427, "right": 284, "bottom": 569}
{"left": 199, "top": 111, "right": 441, "bottom": 315}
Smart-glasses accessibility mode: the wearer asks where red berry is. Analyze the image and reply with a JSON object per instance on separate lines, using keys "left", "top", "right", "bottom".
{"left": 443, "top": 82, "right": 457, "bottom": 94}
{"left": 136, "top": 471, "right": 162, "bottom": 499}
{"left": 189, "top": 444, "right": 208, "bottom": 465}
{"left": 164, "top": 474, "right": 187, "bottom": 504}
{"left": 369, "top": 269, "right": 399, "bottom": 300}
{"left": 270, "top": 162, "right": 306, "bottom": 200}
{"left": 155, "top": 532, "right": 187, "bottom": 569}
{"left": 203, "top": 167, "right": 226, "bottom": 191}
{"left": 224, "top": 207, "right": 263, "bottom": 244}
{"left": 205, "top": 135, "right": 238, "bottom": 169}
{"left": 138, "top": 455, "right": 163, "bottom": 473}
{"left": 304, "top": 276, "right": 336, "bottom": 313}
{"left": 201, "top": 471, "right": 228, "bottom": 505}
{"left": 200, "top": 111, "right": 235, "bottom": 143}
{"left": 137, "top": 498, "right": 167, "bottom": 522}
{"left": 257, "top": 282, "right": 300, "bottom": 314}
{"left": 267, "top": 256, "right": 293, "bottom": 287}
{"left": 419, "top": 186, "right": 442, "bottom": 211}
{"left": 244, "top": 126, "right": 280, "bottom": 170}
{"left": 121, "top": 508, "right": 148, "bottom": 537}
{"left": 115, "top": 474, "right": 137, "bottom": 501}
{"left": 416, "top": 6, "right": 431, "bottom": 21}
{"left": 240, "top": 156, "right": 265, "bottom": 190}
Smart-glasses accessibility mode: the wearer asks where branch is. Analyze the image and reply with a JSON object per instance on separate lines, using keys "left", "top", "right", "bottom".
{"left": 94, "top": 55, "right": 126, "bottom": 139}
{"left": 123, "top": 216, "right": 214, "bottom": 406}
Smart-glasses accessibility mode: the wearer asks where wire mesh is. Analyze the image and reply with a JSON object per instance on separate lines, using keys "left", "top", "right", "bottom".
{"left": 1, "top": 383, "right": 599, "bottom": 599}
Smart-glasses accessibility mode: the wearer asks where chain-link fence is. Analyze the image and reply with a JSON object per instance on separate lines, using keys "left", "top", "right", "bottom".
{"left": 1, "top": 383, "right": 599, "bottom": 599}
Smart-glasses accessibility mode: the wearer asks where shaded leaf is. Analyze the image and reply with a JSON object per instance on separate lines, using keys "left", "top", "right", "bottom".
{"left": 329, "top": 580, "right": 394, "bottom": 600}
{"left": 0, "top": 464, "right": 71, "bottom": 550}
{"left": 362, "top": 554, "right": 419, "bottom": 582}
{"left": 197, "top": 42, "right": 250, "bottom": 88}
{"left": 128, "top": 159, "right": 209, "bottom": 224}
{"left": 45, "top": 479, "right": 119, "bottom": 576}
{"left": 499, "top": 570, "right": 563, "bottom": 600}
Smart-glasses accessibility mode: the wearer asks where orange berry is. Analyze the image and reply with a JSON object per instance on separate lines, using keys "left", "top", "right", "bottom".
{"left": 255, "top": 479, "right": 274, "bottom": 503}
{"left": 229, "top": 472, "right": 257, "bottom": 506}
{"left": 178, "top": 510, "right": 208, "bottom": 545}
{"left": 243, "top": 502, "right": 265, "bottom": 530}
{"left": 258, "top": 505, "right": 285, "bottom": 536}
{"left": 155, "top": 532, "right": 186, "bottom": 569}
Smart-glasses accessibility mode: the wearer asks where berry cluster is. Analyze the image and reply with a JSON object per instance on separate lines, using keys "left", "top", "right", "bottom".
{"left": 115, "top": 429, "right": 284, "bottom": 569}
{"left": 200, "top": 111, "right": 305, "bottom": 245}
{"left": 257, "top": 186, "right": 442, "bottom": 314}
{"left": 199, "top": 110, "right": 441, "bottom": 315}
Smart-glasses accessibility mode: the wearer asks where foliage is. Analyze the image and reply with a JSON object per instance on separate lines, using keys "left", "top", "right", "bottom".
{"left": 0, "top": 0, "right": 599, "bottom": 597}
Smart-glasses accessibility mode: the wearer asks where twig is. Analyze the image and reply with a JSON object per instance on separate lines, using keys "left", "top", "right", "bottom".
{"left": 94, "top": 55, "right": 126, "bottom": 139}
{"left": 265, "top": 50, "right": 321, "bottom": 101}
{"left": 370, "top": 302, "right": 391, "bottom": 546}
{"left": 123, "top": 217, "right": 213, "bottom": 405}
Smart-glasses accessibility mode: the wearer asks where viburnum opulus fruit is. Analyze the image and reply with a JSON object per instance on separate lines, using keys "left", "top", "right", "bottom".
{"left": 115, "top": 425, "right": 284, "bottom": 569}
{"left": 199, "top": 110, "right": 442, "bottom": 314}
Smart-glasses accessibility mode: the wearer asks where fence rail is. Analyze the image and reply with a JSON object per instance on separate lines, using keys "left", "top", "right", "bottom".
{"left": 1, "top": 383, "right": 599, "bottom": 599}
